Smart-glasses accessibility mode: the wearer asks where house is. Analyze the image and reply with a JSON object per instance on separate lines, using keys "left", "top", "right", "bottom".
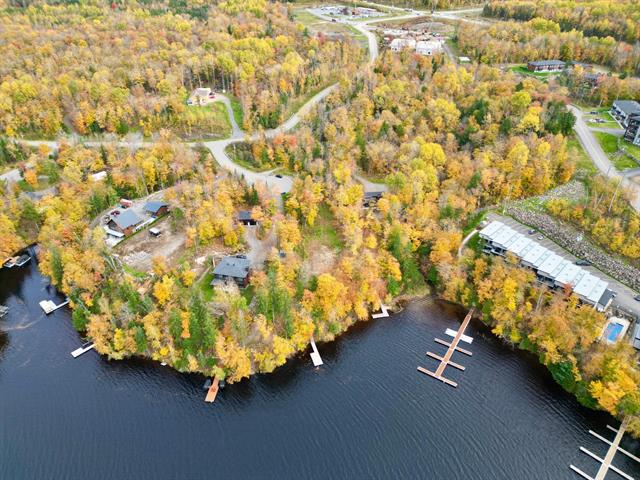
{"left": 526, "top": 60, "right": 566, "bottom": 72}
{"left": 479, "top": 221, "right": 614, "bottom": 311}
{"left": 611, "top": 100, "right": 640, "bottom": 128}
{"left": 390, "top": 38, "right": 416, "bottom": 52}
{"left": 238, "top": 210, "right": 257, "bottom": 226}
{"left": 363, "top": 191, "right": 383, "bottom": 207}
{"left": 624, "top": 112, "right": 640, "bottom": 147}
{"left": 583, "top": 72, "right": 603, "bottom": 87}
{"left": 415, "top": 40, "right": 443, "bottom": 56}
{"left": 90, "top": 171, "right": 107, "bottom": 182}
{"left": 108, "top": 209, "right": 143, "bottom": 236}
{"left": 187, "top": 87, "right": 214, "bottom": 106}
{"left": 144, "top": 200, "right": 169, "bottom": 217}
{"left": 211, "top": 255, "right": 251, "bottom": 287}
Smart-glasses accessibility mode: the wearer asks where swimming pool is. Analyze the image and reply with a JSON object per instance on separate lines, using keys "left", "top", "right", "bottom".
{"left": 604, "top": 322, "right": 624, "bottom": 342}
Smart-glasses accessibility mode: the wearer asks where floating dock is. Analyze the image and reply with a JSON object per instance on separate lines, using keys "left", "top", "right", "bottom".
{"left": 205, "top": 377, "right": 220, "bottom": 403}
{"left": 570, "top": 417, "right": 638, "bottom": 480}
{"left": 71, "top": 342, "right": 95, "bottom": 358}
{"left": 372, "top": 304, "right": 390, "bottom": 319}
{"left": 417, "top": 308, "right": 475, "bottom": 388}
{"left": 39, "top": 298, "right": 70, "bottom": 314}
{"left": 310, "top": 337, "right": 323, "bottom": 367}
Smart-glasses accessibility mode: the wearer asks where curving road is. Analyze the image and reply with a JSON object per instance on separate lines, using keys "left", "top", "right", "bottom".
{"left": 568, "top": 105, "right": 640, "bottom": 212}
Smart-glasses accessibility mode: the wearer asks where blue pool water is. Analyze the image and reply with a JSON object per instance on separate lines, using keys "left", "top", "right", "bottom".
{"left": 605, "top": 322, "right": 624, "bottom": 342}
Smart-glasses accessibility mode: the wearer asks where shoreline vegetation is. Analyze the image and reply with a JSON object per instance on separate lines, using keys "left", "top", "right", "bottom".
{"left": 1, "top": 0, "right": 639, "bottom": 438}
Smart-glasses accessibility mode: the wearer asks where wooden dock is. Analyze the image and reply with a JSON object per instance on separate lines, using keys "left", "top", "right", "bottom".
{"left": 372, "top": 304, "right": 390, "bottom": 319}
{"left": 71, "top": 342, "right": 94, "bottom": 358}
{"left": 570, "top": 417, "right": 638, "bottom": 480}
{"left": 39, "top": 298, "right": 70, "bottom": 314}
{"left": 205, "top": 377, "right": 220, "bottom": 403}
{"left": 310, "top": 337, "right": 323, "bottom": 367}
{"left": 417, "top": 308, "right": 475, "bottom": 388}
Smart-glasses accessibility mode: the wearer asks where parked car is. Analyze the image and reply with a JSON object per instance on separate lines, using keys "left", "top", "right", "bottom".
{"left": 527, "top": 229, "right": 536, "bottom": 235}
{"left": 275, "top": 174, "right": 283, "bottom": 178}
{"left": 537, "top": 235, "right": 544, "bottom": 240}
{"left": 634, "top": 295, "right": 640, "bottom": 302}
{"left": 149, "top": 227, "right": 161, "bottom": 237}
{"left": 575, "top": 260, "right": 592, "bottom": 266}
{"left": 111, "top": 210, "right": 120, "bottom": 216}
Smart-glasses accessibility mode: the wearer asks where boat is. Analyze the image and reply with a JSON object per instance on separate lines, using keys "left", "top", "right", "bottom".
{"left": 14, "top": 254, "right": 31, "bottom": 267}
{"left": 3, "top": 256, "right": 19, "bottom": 268}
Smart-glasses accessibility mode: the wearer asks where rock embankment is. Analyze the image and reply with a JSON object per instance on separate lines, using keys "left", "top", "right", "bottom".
{"left": 504, "top": 205, "right": 640, "bottom": 291}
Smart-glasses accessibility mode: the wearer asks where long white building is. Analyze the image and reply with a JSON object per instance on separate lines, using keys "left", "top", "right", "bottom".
{"left": 478, "top": 221, "right": 614, "bottom": 311}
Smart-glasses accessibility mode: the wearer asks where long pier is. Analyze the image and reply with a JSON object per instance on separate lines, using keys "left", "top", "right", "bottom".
{"left": 310, "top": 337, "right": 323, "bottom": 367}
{"left": 417, "top": 308, "right": 475, "bottom": 388}
{"left": 39, "top": 298, "right": 70, "bottom": 314}
{"left": 570, "top": 417, "right": 638, "bottom": 480}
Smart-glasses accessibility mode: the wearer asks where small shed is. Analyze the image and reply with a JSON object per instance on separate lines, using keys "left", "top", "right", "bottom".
{"left": 144, "top": 201, "right": 169, "bottom": 217}
{"left": 108, "top": 209, "right": 143, "bottom": 236}
{"left": 238, "top": 210, "right": 257, "bottom": 226}
{"left": 211, "top": 255, "right": 251, "bottom": 287}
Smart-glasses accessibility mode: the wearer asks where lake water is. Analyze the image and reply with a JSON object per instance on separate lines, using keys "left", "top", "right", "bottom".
{"left": 1, "top": 256, "right": 639, "bottom": 479}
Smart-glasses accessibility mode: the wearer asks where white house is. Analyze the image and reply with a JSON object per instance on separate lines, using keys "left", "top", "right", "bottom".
{"left": 415, "top": 40, "right": 443, "bottom": 56}
{"left": 390, "top": 38, "right": 416, "bottom": 52}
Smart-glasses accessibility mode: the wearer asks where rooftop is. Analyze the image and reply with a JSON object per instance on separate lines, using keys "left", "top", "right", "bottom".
{"left": 528, "top": 60, "right": 566, "bottom": 66}
{"left": 238, "top": 210, "right": 254, "bottom": 221}
{"left": 111, "top": 209, "right": 143, "bottom": 230}
{"left": 212, "top": 256, "right": 251, "bottom": 281}
{"left": 613, "top": 100, "right": 640, "bottom": 116}
{"left": 144, "top": 201, "right": 168, "bottom": 214}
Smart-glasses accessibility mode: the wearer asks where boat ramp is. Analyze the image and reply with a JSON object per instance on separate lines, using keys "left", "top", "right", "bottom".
{"left": 417, "top": 308, "right": 475, "bottom": 388}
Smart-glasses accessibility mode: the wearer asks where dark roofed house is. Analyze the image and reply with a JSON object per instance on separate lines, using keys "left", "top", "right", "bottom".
{"left": 108, "top": 209, "right": 143, "bottom": 236}
{"left": 238, "top": 210, "right": 257, "bottom": 226}
{"left": 611, "top": 100, "right": 640, "bottom": 128}
{"left": 363, "top": 191, "right": 384, "bottom": 207}
{"left": 526, "top": 60, "right": 566, "bottom": 72}
{"left": 144, "top": 201, "right": 169, "bottom": 217}
{"left": 211, "top": 255, "right": 251, "bottom": 287}
{"left": 624, "top": 112, "right": 640, "bottom": 147}
{"left": 583, "top": 72, "right": 603, "bottom": 87}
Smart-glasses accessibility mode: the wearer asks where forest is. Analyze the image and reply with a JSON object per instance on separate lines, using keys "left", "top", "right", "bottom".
{"left": 0, "top": 0, "right": 360, "bottom": 138}
{"left": 457, "top": 19, "right": 640, "bottom": 77}
{"left": 483, "top": 0, "right": 640, "bottom": 44}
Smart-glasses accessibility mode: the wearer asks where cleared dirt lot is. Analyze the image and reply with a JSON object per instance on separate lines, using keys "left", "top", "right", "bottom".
{"left": 114, "top": 216, "right": 186, "bottom": 273}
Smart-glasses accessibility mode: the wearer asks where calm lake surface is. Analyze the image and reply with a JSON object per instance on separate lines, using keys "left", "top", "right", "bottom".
{"left": 2, "top": 255, "right": 640, "bottom": 480}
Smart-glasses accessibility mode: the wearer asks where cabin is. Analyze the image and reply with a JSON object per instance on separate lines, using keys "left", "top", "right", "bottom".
{"left": 611, "top": 100, "right": 640, "bottom": 128}
{"left": 108, "top": 209, "right": 143, "bottom": 236}
{"left": 583, "top": 72, "right": 603, "bottom": 87}
{"left": 144, "top": 201, "right": 169, "bottom": 217}
{"left": 526, "top": 60, "right": 566, "bottom": 72}
{"left": 238, "top": 210, "right": 257, "bottom": 226}
{"left": 211, "top": 255, "right": 251, "bottom": 287}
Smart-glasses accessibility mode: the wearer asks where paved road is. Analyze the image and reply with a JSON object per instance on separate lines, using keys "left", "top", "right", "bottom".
{"left": 488, "top": 213, "right": 639, "bottom": 318}
{"left": 569, "top": 105, "right": 640, "bottom": 212}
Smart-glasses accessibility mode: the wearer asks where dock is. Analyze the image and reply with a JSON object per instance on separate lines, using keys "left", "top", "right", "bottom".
{"left": 310, "top": 337, "right": 323, "bottom": 367}
{"left": 0, "top": 305, "right": 8, "bottom": 319}
{"left": 417, "top": 308, "right": 475, "bottom": 388}
{"left": 372, "top": 304, "right": 390, "bottom": 319}
{"left": 39, "top": 298, "right": 70, "bottom": 314}
{"left": 570, "top": 417, "right": 638, "bottom": 480}
{"left": 205, "top": 377, "right": 220, "bottom": 403}
{"left": 71, "top": 342, "right": 95, "bottom": 358}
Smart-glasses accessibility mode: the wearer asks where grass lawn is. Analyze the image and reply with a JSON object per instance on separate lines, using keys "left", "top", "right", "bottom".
{"left": 301, "top": 203, "right": 343, "bottom": 252}
{"left": 122, "top": 264, "right": 148, "bottom": 280}
{"left": 510, "top": 65, "right": 558, "bottom": 78}
{"left": 179, "top": 102, "right": 231, "bottom": 139}
{"left": 228, "top": 96, "right": 244, "bottom": 128}
{"left": 197, "top": 270, "right": 215, "bottom": 302}
{"left": 583, "top": 108, "right": 619, "bottom": 129}
{"left": 567, "top": 136, "right": 597, "bottom": 177}
{"left": 594, "top": 131, "right": 639, "bottom": 171}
